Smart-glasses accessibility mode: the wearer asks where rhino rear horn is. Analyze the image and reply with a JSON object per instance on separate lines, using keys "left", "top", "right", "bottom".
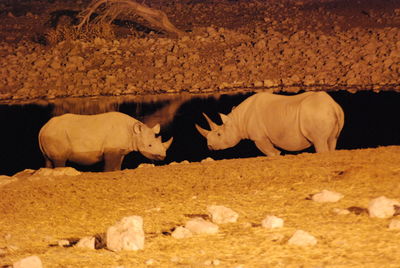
{"left": 163, "top": 137, "right": 173, "bottom": 150}
{"left": 202, "top": 113, "right": 218, "bottom": 130}
{"left": 195, "top": 124, "right": 209, "bottom": 138}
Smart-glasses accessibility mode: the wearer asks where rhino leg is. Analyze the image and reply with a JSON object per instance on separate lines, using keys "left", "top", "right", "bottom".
{"left": 254, "top": 138, "right": 281, "bottom": 156}
{"left": 312, "top": 139, "right": 330, "bottom": 153}
{"left": 44, "top": 158, "right": 53, "bottom": 168}
{"left": 104, "top": 151, "right": 124, "bottom": 172}
{"left": 328, "top": 137, "right": 338, "bottom": 151}
{"left": 52, "top": 159, "right": 66, "bottom": 168}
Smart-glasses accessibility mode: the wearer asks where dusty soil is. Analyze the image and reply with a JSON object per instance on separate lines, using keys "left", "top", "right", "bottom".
{"left": 1, "top": 146, "right": 400, "bottom": 267}
{"left": 1, "top": 1, "right": 400, "bottom": 267}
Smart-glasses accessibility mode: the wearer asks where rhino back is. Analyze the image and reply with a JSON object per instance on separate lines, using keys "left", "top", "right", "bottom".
{"left": 230, "top": 92, "right": 320, "bottom": 149}
{"left": 39, "top": 112, "right": 137, "bottom": 158}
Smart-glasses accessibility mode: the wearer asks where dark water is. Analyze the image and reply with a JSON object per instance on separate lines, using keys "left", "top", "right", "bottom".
{"left": 0, "top": 91, "right": 398, "bottom": 176}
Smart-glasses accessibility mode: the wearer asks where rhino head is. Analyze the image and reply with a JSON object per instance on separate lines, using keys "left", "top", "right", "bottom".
{"left": 134, "top": 123, "right": 173, "bottom": 160}
{"left": 195, "top": 112, "right": 241, "bottom": 150}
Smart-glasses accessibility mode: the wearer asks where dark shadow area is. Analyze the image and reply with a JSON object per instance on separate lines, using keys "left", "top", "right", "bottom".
{"left": 0, "top": 104, "right": 53, "bottom": 176}
{"left": 0, "top": 90, "right": 398, "bottom": 176}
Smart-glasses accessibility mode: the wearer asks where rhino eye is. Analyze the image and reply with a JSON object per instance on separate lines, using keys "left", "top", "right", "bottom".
{"left": 148, "top": 144, "right": 152, "bottom": 147}
{"left": 217, "top": 133, "right": 221, "bottom": 137}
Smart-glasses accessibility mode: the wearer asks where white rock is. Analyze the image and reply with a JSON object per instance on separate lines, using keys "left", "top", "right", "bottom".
{"left": 57, "top": 239, "right": 70, "bottom": 247}
{"left": 137, "top": 163, "right": 155, "bottom": 168}
{"left": 106, "top": 216, "right": 145, "bottom": 251}
{"left": 261, "top": 215, "right": 284, "bottom": 229}
{"left": 207, "top": 205, "right": 239, "bottom": 224}
{"left": 13, "top": 255, "right": 43, "bottom": 268}
{"left": 76, "top": 236, "right": 95, "bottom": 249}
{"left": 368, "top": 196, "right": 400, "bottom": 218}
{"left": 201, "top": 157, "right": 214, "bottom": 163}
{"left": 171, "top": 226, "right": 193, "bottom": 239}
{"left": 185, "top": 217, "right": 219, "bottom": 234}
{"left": 33, "top": 167, "right": 81, "bottom": 177}
{"left": 288, "top": 230, "right": 317, "bottom": 246}
{"left": 312, "top": 189, "right": 344, "bottom": 203}
{"left": 388, "top": 219, "right": 400, "bottom": 230}
{"left": 332, "top": 208, "right": 350, "bottom": 215}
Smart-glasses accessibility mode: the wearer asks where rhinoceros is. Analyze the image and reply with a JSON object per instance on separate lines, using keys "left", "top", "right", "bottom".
{"left": 38, "top": 112, "right": 173, "bottom": 171}
{"left": 195, "top": 91, "right": 344, "bottom": 156}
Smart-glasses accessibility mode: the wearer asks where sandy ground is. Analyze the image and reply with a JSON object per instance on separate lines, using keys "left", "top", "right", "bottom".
{"left": 1, "top": 146, "right": 400, "bottom": 267}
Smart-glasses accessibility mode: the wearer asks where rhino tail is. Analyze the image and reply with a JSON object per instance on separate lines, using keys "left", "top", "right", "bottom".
{"left": 38, "top": 127, "right": 52, "bottom": 167}
{"left": 334, "top": 103, "right": 345, "bottom": 138}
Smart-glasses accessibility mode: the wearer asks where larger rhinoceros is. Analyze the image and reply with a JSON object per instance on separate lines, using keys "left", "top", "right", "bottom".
{"left": 196, "top": 91, "right": 344, "bottom": 156}
{"left": 38, "top": 112, "right": 173, "bottom": 171}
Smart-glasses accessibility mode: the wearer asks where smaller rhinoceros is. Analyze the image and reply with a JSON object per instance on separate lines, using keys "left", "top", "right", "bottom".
{"left": 195, "top": 91, "right": 344, "bottom": 156}
{"left": 38, "top": 112, "right": 173, "bottom": 171}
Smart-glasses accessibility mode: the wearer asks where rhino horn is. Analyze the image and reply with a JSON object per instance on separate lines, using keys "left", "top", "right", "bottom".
{"left": 163, "top": 137, "right": 173, "bottom": 149}
{"left": 202, "top": 113, "right": 218, "bottom": 130}
{"left": 195, "top": 124, "right": 209, "bottom": 138}
{"left": 219, "top": 113, "right": 230, "bottom": 124}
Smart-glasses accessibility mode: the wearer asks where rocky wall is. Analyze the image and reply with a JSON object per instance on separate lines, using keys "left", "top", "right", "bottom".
{"left": 0, "top": 16, "right": 399, "bottom": 103}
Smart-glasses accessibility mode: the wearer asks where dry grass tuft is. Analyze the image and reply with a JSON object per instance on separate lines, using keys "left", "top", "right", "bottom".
{"left": 45, "top": 22, "right": 116, "bottom": 45}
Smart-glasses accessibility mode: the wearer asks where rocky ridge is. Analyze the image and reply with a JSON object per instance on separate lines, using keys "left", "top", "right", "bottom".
{"left": 0, "top": 0, "right": 399, "bottom": 103}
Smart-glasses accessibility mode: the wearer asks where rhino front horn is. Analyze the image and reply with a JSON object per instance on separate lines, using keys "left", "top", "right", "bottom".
{"left": 195, "top": 124, "right": 209, "bottom": 138}
{"left": 202, "top": 113, "right": 219, "bottom": 130}
{"left": 163, "top": 137, "right": 173, "bottom": 149}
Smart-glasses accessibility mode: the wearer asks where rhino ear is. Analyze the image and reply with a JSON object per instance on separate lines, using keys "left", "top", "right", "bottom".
{"left": 219, "top": 113, "right": 230, "bottom": 124}
{"left": 134, "top": 123, "right": 142, "bottom": 134}
{"left": 152, "top": 123, "right": 160, "bottom": 134}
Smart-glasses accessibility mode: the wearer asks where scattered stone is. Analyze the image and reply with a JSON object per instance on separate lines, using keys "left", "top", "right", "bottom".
{"left": 388, "top": 219, "right": 400, "bottom": 230}
{"left": 76, "top": 236, "right": 95, "bottom": 249}
{"left": 185, "top": 217, "right": 219, "bottom": 235}
{"left": 171, "top": 226, "right": 193, "bottom": 239}
{"left": 261, "top": 215, "right": 284, "bottom": 229}
{"left": 207, "top": 205, "right": 239, "bottom": 224}
{"left": 311, "top": 189, "right": 344, "bottom": 203}
{"left": 288, "top": 230, "right": 317, "bottom": 246}
{"left": 13, "top": 255, "right": 42, "bottom": 268}
{"left": 201, "top": 157, "right": 214, "bottom": 163}
{"left": 57, "top": 239, "right": 70, "bottom": 247}
{"left": 368, "top": 196, "right": 400, "bottom": 218}
{"left": 33, "top": 167, "right": 81, "bottom": 177}
{"left": 106, "top": 216, "right": 145, "bottom": 251}
{"left": 332, "top": 208, "right": 351, "bottom": 215}
{"left": 138, "top": 163, "right": 155, "bottom": 168}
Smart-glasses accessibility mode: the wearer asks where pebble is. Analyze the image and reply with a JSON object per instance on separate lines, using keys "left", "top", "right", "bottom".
{"left": 288, "top": 230, "right": 317, "bottom": 246}
{"left": 185, "top": 217, "right": 219, "bottom": 234}
{"left": 368, "top": 196, "right": 400, "bottom": 218}
{"left": 207, "top": 205, "right": 239, "bottom": 224}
